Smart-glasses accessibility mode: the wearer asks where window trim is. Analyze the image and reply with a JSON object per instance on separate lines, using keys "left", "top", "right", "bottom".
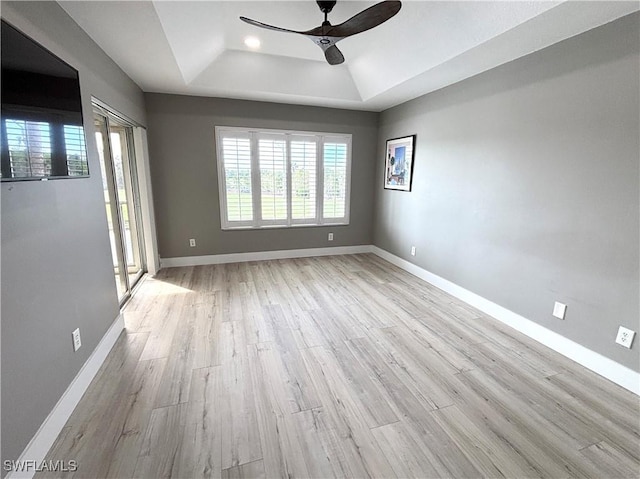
{"left": 215, "top": 126, "right": 351, "bottom": 230}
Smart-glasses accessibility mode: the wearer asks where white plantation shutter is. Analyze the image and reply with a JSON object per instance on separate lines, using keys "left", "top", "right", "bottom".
{"left": 323, "top": 139, "right": 349, "bottom": 220}
{"left": 216, "top": 127, "right": 350, "bottom": 229}
{"left": 5, "top": 119, "right": 52, "bottom": 178}
{"left": 221, "top": 135, "right": 253, "bottom": 224}
{"left": 64, "top": 125, "right": 88, "bottom": 176}
{"left": 290, "top": 138, "right": 317, "bottom": 222}
{"left": 258, "top": 136, "right": 288, "bottom": 221}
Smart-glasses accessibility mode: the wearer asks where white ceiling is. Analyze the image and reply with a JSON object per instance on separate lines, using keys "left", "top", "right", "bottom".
{"left": 59, "top": 1, "right": 639, "bottom": 112}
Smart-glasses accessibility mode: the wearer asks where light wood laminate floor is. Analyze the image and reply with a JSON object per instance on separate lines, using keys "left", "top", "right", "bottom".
{"left": 41, "top": 254, "right": 639, "bottom": 478}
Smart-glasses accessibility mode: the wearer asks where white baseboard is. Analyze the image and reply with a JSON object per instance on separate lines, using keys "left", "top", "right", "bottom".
{"left": 8, "top": 315, "right": 125, "bottom": 479}
{"left": 160, "top": 245, "right": 372, "bottom": 268}
{"left": 371, "top": 246, "right": 640, "bottom": 396}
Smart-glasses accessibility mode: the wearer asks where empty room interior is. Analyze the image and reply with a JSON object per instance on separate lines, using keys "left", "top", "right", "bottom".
{"left": 1, "top": 1, "right": 639, "bottom": 478}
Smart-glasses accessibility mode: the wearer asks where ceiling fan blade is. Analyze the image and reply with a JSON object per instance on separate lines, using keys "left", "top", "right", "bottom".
{"left": 241, "top": 1, "right": 401, "bottom": 65}
{"left": 319, "top": 1, "right": 402, "bottom": 38}
{"left": 239, "top": 16, "right": 305, "bottom": 35}
{"left": 323, "top": 44, "right": 345, "bottom": 65}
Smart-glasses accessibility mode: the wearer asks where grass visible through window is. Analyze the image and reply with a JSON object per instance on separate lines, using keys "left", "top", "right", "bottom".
{"left": 227, "top": 193, "right": 344, "bottom": 222}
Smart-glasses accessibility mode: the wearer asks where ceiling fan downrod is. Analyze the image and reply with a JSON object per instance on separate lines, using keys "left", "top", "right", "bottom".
{"left": 317, "top": 1, "right": 336, "bottom": 24}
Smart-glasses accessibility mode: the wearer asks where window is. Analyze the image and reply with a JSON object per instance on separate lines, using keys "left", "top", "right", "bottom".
{"left": 216, "top": 127, "right": 351, "bottom": 229}
{"left": 323, "top": 140, "right": 348, "bottom": 219}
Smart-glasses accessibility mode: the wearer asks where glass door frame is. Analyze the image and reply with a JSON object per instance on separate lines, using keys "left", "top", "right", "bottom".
{"left": 93, "top": 102, "right": 147, "bottom": 306}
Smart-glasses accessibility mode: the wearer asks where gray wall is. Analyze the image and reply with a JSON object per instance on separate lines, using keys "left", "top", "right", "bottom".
{"left": 1, "top": 1, "right": 146, "bottom": 467}
{"left": 374, "top": 13, "right": 640, "bottom": 371}
{"left": 145, "top": 94, "right": 378, "bottom": 258}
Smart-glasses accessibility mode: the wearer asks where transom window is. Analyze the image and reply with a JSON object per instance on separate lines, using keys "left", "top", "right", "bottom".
{"left": 216, "top": 126, "right": 351, "bottom": 229}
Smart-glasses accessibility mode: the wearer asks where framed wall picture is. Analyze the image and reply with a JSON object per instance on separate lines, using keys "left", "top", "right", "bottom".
{"left": 384, "top": 135, "right": 416, "bottom": 191}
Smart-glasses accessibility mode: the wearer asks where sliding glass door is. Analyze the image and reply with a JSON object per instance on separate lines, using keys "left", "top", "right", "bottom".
{"left": 94, "top": 107, "right": 145, "bottom": 304}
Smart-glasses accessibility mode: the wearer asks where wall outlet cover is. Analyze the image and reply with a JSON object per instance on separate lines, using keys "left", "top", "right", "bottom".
{"left": 410, "top": 246, "right": 416, "bottom": 256}
{"left": 615, "top": 326, "right": 636, "bottom": 349}
{"left": 189, "top": 238, "right": 196, "bottom": 247}
{"left": 328, "top": 233, "right": 334, "bottom": 241}
{"left": 72, "top": 328, "right": 82, "bottom": 352}
{"left": 552, "top": 302, "right": 567, "bottom": 320}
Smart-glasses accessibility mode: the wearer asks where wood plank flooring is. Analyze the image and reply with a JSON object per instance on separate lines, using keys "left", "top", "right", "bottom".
{"left": 39, "top": 254, "right": 640, "bottom": 478}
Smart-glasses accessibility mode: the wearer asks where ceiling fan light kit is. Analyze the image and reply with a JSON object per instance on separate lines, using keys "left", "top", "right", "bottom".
{"left": 240, "top": 0, "right": 402, "bottom": 65}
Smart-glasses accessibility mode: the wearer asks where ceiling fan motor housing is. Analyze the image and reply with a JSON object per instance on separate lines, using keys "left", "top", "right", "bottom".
{"left": 317, "top": 1, "right": 337, "bottom": 14}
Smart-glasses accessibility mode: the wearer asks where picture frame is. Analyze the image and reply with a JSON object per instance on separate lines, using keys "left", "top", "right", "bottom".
{"left": 384, "top": 134, "right": 416, "bottom": 191}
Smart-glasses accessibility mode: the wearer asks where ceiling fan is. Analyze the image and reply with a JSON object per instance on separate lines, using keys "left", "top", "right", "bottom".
{"left": 240, "top": 1, "right": 402, "bottom": 66}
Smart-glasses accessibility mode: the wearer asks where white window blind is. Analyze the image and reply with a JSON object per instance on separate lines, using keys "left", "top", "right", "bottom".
{"left": 323, "top": 140, "right": 348, "bottom": 219}
{"left": 290, "top": 139, "right": 317, "bottom": 221}
{"left": 221, "top": 136, "right": 253, "bottom": 223}
{"left": 216, "top": 127, "right": 351, "bottom": 229}
{"left": 5, "top": 119, "right": 52, "bottom": 178}
{"left": 258, "top": 137, "right": 287, "bottom": 221}
{"left": 64, "top": 125, "right": 89, "bottom": 176}
{"left": 2, "top": 118, "right": 89, "bottom": 179}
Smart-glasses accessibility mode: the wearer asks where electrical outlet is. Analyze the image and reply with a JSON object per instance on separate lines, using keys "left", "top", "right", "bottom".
{"left": 189, "top": 238, "right": 196, "bottom": 247}
{"left": 328, "top": 233, "right": 334, "bottom": 241}
{"left": 410, "top": 246, "right": 416, "bottom": 256}
{"left": 552, "top": 301, "right": 567, "bottom": 320}
{"left": 72, "top": 328, "right": 82, "bottom": 352}
{"left": 615, "top": 326, "right": 636, "bottom": 349}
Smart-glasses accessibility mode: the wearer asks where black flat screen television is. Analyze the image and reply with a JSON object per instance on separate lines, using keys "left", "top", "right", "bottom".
{"left": 1, "top": 20, "right": 89, "bottom": 181}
